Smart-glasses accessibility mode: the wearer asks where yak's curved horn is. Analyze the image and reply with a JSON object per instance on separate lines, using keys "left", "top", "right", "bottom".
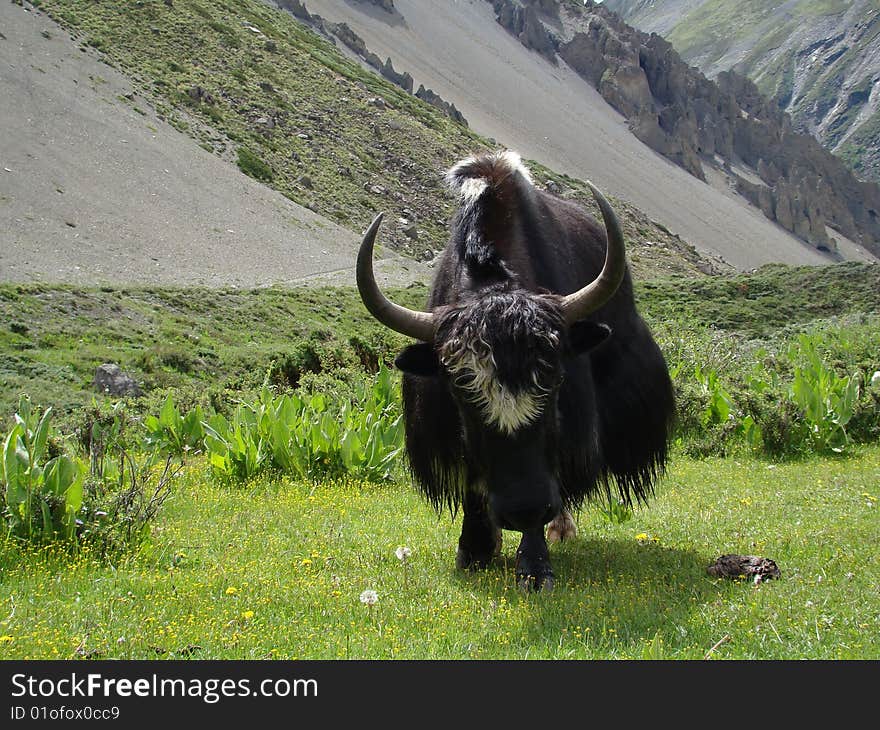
{"left": 560, "top": 182, "right": 627, "bottom": 324}
{"left": 356, "top": 213, "right": 436, "bottom": 342}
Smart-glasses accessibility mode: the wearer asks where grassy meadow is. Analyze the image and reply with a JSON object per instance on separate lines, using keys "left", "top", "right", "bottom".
{"left": 1, "top": 264, "right": 879, "bottom": 660}
{"left": 1, "top": 448, "right": 877, "bottom": 660}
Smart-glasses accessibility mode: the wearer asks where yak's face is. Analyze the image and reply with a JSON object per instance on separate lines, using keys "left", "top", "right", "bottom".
{"left": 395, "top": 289, "right": 610, "bottom": 531}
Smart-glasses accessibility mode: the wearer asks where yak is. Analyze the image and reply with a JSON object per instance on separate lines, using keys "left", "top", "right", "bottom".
{"left": 357, "top": 150, "right": 674, "bottom": 590}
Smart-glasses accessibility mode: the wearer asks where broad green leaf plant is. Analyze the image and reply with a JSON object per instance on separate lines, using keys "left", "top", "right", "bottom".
{"left": 1, "top": 395, "right": 83, "bottom": 541}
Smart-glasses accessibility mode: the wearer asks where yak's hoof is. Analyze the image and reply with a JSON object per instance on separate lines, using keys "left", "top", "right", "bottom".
{"left": 456, "top": 528, "right": 501, "bottom": 571}
{"left": 516, "top": 570, "right": 555, "bottom": 593}
{"left": 515, "top": 552, "right": 554, "bottom": 591}
{"left": 547, "top": 511, "right": 577, "bottom": 543}
{"left": 456, "top": 546, "right": 494, "bottom": 571}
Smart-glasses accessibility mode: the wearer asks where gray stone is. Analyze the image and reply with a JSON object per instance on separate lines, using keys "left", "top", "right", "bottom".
{"left": 94, "top": 363, "right": 142, "bottom": 397}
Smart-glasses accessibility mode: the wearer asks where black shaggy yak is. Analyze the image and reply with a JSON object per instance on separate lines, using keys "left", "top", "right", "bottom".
{"left": 357, "top": 150, "right": 674, "bottom": 590}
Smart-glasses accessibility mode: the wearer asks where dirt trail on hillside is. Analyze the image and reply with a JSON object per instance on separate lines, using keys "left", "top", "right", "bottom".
{"left": 304, "top": 0, "right": 876, "bottom": 269}
{"left": 0, "top": 3, "right": 428, "bottom": 289}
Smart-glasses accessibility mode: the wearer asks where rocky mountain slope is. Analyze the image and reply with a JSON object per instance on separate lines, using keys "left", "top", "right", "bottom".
{"left": 3, "top": 0, "right": 875, "bottom": 285}
{"left": 296, "top": 0, "right": 875, "bottom": 268}
{"left": 481, "top": 0, "right": 880, "bottom": 259}
{"left": 606, "top": 0, "right": 880, "bottom": 184}
{"left": 0, "top": 0, "right": 433, "bottom": 288}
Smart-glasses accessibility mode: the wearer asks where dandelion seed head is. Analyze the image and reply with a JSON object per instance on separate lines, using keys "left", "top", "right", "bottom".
{"left": 395, "top": 546, "right": 412, "bottom": 561}
{"left": 360, "top": 589, "right": 379, "bottom": 606}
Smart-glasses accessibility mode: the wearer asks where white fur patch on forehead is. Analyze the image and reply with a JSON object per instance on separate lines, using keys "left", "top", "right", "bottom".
{"left": 443, "top": 349, "right": 545, "bottom": 434}
{"left": 493, "top": 149, "right": 533, "bottom": 184}
{"left": 444, "top": 149, "right": 534, "bottom": 209}
{"left": 458, "top": 177, "right": 488, "bottom": 208}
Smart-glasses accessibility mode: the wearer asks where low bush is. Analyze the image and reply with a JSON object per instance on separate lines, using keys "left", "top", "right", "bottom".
{"left": 236, "top": 147, "right": 274, "bottom": 182}
{"left": 1, "top": 396, "right": 82, "bottom": 542}
{"left": 664, "top": 321, "right": 880, "bottom": 458}
{"left": 203, "top": 364, "right": 403, "bottom": 483}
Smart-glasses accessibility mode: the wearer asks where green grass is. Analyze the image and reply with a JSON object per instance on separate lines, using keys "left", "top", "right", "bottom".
{"left": 638, "top": 261, "right": 880, "bottom": 336}
{"left": 1, "top": 446, "right": 877, "bottom": 659}
{"left": 1, "top": 263, "right": 879, "bottom": 659}
{"left": 3, "top": 262, "right": 878, "bottom": 426}
{"left": 0, "top": 283, "right": 425, "bottom": 426}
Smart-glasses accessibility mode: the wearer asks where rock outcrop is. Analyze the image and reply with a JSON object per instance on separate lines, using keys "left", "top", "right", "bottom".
{"left": 276, "top": 1, "right": 467, "bottom": 126}
{"left": 93, "top": 364, "right": 142, "bottom": 397}
{"left": 490, "top": 0, "right": 559, "bottom": 64}
{"left": 485, "top": 0, "right": 880, "bottom": 257}
{"left": 606, "top": 0, "right": 880, "bottom": 185}
{"left": 415, "top": 85, "right": 467, "bottom": 126}
{"left": 355, "top": 0, "right": 396, "bottom": 12}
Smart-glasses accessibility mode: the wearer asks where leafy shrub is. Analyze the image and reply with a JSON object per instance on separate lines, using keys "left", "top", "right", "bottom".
{"left": 598, "top": 498, "right": 633, "bottom": 525}
{"left": 203, "top": 364, "right": 404, "bottom": 483}
{"left": 79, "top": 451, "right": 178, "bottom": 559}
{"left": 143, "top": 394, "right": 205, "bottom": 457}
{"left": 667, "top": 327, "right": 877, "bottom": 458}
{"left": 76, "top": 403, "right": 181, "bottom": 557}
{"left": 1, "top": 396, "right": 83, "bottom": 542}
{"left": 1, "top": 395, "right": 187, "bottom": 553}
{"left": 788, "top": 335, "right": 860, "bottom": 453}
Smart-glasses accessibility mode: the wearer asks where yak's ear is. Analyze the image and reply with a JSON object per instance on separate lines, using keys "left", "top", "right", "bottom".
{"left": 394, "top": 343, "right": 440, "bottom": 376}
{"left": 569, "top": 321, "right": 612, "bottom": 354}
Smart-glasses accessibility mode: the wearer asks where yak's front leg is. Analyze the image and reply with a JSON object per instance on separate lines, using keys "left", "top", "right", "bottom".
{"left": 456, "top": 489, "right": 502, "bottom": 571}
{"left": 516, "top": 528, "right": 554, "bottom": 591}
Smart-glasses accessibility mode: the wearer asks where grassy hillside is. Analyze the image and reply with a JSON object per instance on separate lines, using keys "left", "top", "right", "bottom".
{"left": 31, "top": 0, "right": 473, "bottom": 259}
{"left": 638, "top": 261, "right": 880, "bottom": 336}
{"left": 2, "top": 269, "right": 879, "bottom": 661}
{"left": 659, "top": 0, "right": 855, "bottom": 66}
{"left": 2, "top": 262, "right": 878, "bottom": 429}
{"left": 0, "top": 282, "right": 420, "bottom": 424}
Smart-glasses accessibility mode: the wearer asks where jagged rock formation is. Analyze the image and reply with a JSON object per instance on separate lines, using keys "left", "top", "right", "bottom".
{"left": 415, "top": 85, "right": 467, "bottom": 126}
{"left": 490, "top": 0, "right": 558, "bottom": 64}
{"left": 356, "top": 0, "right": 395, "bottom": 12}
{"left": 275, "top": 1, "right": 466, "bottom": 125}
{"left": 484, "top": 0, "right": 880, "bottom": 257}
{"left": 606, "top": 0, "right": 880, "bottom": 185}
